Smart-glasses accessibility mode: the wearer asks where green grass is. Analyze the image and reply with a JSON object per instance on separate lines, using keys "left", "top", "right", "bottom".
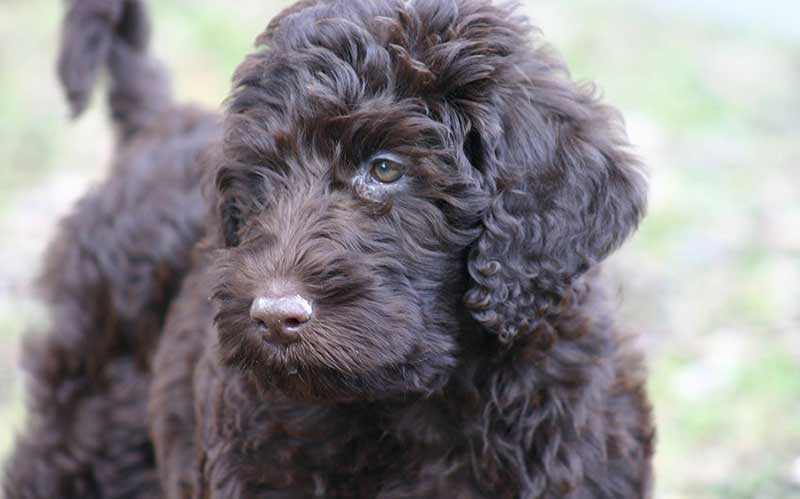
{"left": 652, "top": 343, "right": 800, "bottom": 497}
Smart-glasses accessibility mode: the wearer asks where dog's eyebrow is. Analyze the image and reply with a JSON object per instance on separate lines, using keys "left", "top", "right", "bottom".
{"left": 366, "top": 151, "right": 407, "bottom": 165}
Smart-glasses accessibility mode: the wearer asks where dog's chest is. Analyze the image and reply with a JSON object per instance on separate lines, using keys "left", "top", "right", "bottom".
{"left": 219, "top": 395, "right": 488, "bottom": 498}
{"left": 245, "top": 407, "right": 408, "bottom": 497}
{"left": 256, "top": 429, "right": 484, "bottom": 499}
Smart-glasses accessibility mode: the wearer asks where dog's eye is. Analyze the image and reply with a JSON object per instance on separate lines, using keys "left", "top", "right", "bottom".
{"left": 370, "top": 159, "right": 405, "bottom": 184}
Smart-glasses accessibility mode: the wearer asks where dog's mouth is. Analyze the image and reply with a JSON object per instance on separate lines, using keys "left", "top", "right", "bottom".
{"left": 258, "top": 343, "right": 302, "bottom": 376}
{"left": 212, "top": 286, "right": 461, "bottom": 400}
{"left": 211, "top": 245, "right": 455, "bottom": 398}
{"left": 216, "top": 300, "right": 416, "bottom": 367}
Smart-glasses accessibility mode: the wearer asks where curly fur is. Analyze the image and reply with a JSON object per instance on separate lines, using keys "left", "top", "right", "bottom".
{"left": 4, "top": 1, "right": 655, "bottom": 498}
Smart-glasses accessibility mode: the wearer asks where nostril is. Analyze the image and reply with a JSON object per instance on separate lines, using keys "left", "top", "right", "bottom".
{"left": 250, "top": 294, "right": 313, "bottom": 343}
{"left": 283, "top": 317, "right": 305, "bottom": 330}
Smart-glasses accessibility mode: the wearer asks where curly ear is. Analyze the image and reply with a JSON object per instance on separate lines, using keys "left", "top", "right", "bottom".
{"left": 462, "top": 45, "right": 647, "bottom": 344}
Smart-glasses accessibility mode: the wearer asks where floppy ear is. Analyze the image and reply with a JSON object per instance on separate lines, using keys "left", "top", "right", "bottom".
{"left": 214, "top": 159, "right": 270, "bottom": 248}
{"left": 462, "top": 48, "right": 647, "bottom": 344}
{"left": 207, "top": 129, "right": 268, "bottom": 248}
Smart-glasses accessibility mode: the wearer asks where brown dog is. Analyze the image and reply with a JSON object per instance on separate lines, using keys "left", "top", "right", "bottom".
{"left": 5, "top": 1, "right": 654, "bottom": 497}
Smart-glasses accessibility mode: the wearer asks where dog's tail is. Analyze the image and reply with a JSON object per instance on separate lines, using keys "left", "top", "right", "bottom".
{"left": 57, "top": 0, "right": 171, "bottom": 139}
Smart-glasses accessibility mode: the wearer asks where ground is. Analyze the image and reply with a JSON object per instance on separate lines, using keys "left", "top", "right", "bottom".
{"left": 1, "top": 1, "right": 799, "bottom": 497}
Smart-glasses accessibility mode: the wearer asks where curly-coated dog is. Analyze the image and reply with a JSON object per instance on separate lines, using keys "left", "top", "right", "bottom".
{"left": 4, "top": 0, "right": 655, "bottom": 497}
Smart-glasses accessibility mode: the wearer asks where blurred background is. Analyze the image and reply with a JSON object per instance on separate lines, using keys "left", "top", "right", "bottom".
{"left": 1, "top": 0, "right": 799, "bottom": 497}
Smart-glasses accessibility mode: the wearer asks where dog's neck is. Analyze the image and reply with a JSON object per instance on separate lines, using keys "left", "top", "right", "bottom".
{"left": 323, "top": 284, "right": 609, "bottom": 488}
{"left": 307, "top": 330, "right": 525, "bottom": 448}
{"left": 244, "top": 286, "right": 608, "bottom": 498}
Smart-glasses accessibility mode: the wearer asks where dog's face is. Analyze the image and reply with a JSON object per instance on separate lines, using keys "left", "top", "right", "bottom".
{"left": 212, "top": 106, "right": 484, "bottom": 400}
{"left": 211, "top": 0, "right": 646, "bottom": 401}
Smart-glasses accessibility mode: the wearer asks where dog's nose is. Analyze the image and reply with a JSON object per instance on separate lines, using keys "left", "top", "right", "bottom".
{"left": 250, "top": 294, "right": 312, "bottom": 344}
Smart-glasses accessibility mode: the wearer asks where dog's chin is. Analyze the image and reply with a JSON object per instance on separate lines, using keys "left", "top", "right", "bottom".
{"left": 216, "top": 309, "right": 458, "bottom": 401}
{"left": 246, "top": 365, "right": 338, "bottom": 401}
{"left": 240, "top": 363, "right": 421, "bottom": 402}
{"left": 232, "top": 343, "right": 456, "bottom": 403}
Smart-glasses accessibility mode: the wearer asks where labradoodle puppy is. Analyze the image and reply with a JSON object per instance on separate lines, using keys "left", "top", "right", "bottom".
{"left": 4, "top": 0, "right": 655, "bottom": 498}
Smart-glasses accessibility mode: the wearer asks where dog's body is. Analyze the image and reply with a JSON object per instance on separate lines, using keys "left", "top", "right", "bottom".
{"left": 5, "top": 1, "right": 655, "bottom": 498}
{"left": 150, "top": 264, "right": 653, "bottom": 499}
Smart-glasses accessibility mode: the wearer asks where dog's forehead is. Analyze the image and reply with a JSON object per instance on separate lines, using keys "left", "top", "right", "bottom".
{"left": 229, "top": 0, "right": 519, "bottom": 127}
{"left": 225, "top": 56, "right": 451, "bottom": 169}
{"left": 223, "top": 0, "right": 529, "bottom": 176}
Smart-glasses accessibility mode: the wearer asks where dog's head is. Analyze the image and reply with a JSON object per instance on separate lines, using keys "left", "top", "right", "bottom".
{"left": 211, "top": 0, "right": 646, "bottom": 401}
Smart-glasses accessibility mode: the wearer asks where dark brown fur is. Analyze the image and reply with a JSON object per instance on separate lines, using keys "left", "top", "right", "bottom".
{"left": 4, "top": 1, "right": 655, "bottom": 498}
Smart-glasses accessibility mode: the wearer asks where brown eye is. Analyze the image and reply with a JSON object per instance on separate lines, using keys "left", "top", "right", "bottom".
{"left": 370, "top": 159, "right": 405, "bottom": 183}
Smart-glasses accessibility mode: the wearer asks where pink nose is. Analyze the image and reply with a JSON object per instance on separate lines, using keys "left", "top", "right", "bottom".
{"left": 250, "top": 294, "right": 312, "bottom": 344}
